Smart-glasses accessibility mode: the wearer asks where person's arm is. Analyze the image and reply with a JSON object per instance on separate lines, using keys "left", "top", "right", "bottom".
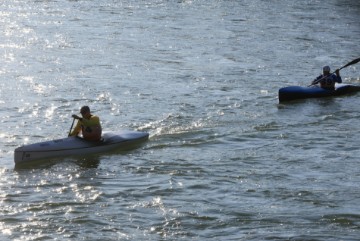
{"left": 69, "top": 120, "right": 82, "bottom": 136}
{"left": 335, "top": 69, "right": 342, "bottom": 83}
{"left": 312, "top": 75, "right": 322, "bottom": 85}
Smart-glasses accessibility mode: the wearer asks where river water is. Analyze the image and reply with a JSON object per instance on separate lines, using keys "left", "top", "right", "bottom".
{"left": 1, "top": 0, "right": 360, "bottom": 240}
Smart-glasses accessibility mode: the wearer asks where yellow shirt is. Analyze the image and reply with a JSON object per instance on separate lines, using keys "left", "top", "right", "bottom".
{"left": 70, "top": 115, "right": 102, "bottom": 140}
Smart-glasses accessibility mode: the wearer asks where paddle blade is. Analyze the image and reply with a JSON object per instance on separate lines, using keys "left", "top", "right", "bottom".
{"left": 340, "top": 57, "right": 360, "bottom": 70}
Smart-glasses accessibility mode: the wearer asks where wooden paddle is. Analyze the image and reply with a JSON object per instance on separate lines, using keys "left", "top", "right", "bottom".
{"left": 68, "top": 117, "right": 76, "bottom": 136}
{"left": 309, "top": 57, "right": 360, "bottom": 86}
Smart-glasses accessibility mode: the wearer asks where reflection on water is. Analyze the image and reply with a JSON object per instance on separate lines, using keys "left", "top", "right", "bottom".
{"left": 74, "top": 157, "right": 100, "bottom": 169}
{"left": 14, "top": 155, "right": 101, "bottom": 170}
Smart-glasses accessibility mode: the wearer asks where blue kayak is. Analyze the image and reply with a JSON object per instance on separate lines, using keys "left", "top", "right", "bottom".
{"left": 278, "top": 84, "right": 360, "bottom": 102}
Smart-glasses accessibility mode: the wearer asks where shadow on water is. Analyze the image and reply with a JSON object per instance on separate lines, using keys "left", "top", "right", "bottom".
{"left": 13, "top": 155, "right": 101, "bottom": 170}
{"left": 277, "top": 94, "right": 345, "bottom": 108}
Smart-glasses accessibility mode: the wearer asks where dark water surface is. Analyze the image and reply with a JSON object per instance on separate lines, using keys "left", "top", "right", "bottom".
{"left": 1, "top": 0, "right": 360, "bottom": 240}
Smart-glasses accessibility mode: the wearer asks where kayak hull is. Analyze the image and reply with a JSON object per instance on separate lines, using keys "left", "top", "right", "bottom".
{"left": 278, "top": 84, "right": 360, "bottom": 102}
{"left": 14, "top": 130, "right": 149, "bottom": 164}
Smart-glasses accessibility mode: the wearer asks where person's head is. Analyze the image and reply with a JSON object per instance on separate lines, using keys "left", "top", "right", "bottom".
{"left": 80, "top": 106, "right": 91, "bottom": 118}
{"left": 323, "top": 66, "right": 331, "bottom": 75}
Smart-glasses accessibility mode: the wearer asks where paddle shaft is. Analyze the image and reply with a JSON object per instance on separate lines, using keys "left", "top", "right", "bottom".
{"left": 339, "top": 57, "right": 360, "bottom": 70}
{"left": 68, "top": 118, "right": 76, "bottom": 136}
{"left": 310, "top": 57, "right": 360, "bottom": 86}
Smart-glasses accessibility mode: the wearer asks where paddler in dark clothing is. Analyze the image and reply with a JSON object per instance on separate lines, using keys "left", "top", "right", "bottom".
{"left": 311, "top": 65, "right": 342, "bottom": 90}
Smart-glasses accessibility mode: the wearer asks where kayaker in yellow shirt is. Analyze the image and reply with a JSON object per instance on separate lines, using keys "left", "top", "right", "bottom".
{"left": 69, "top": 106, "right": 102, "bottom": 141}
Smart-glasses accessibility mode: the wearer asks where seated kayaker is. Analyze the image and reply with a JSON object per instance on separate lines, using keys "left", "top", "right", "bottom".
{"left": 311, "top": 65, "right": 342, "bottom": 90}
{"left": 69, "top": 106, "right": 102, "bottom": 141}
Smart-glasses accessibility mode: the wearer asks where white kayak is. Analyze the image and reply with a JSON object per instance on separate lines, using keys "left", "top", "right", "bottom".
{"left": 14, "top": 130, "right": 149, "bottom": 165}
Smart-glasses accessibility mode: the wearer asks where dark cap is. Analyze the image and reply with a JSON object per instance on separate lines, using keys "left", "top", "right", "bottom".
{"left": 323, "top": 66, "right": 330, "bottom": 72}
{"left": 80, "top": 106, "right": 90, "bottom": 114}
